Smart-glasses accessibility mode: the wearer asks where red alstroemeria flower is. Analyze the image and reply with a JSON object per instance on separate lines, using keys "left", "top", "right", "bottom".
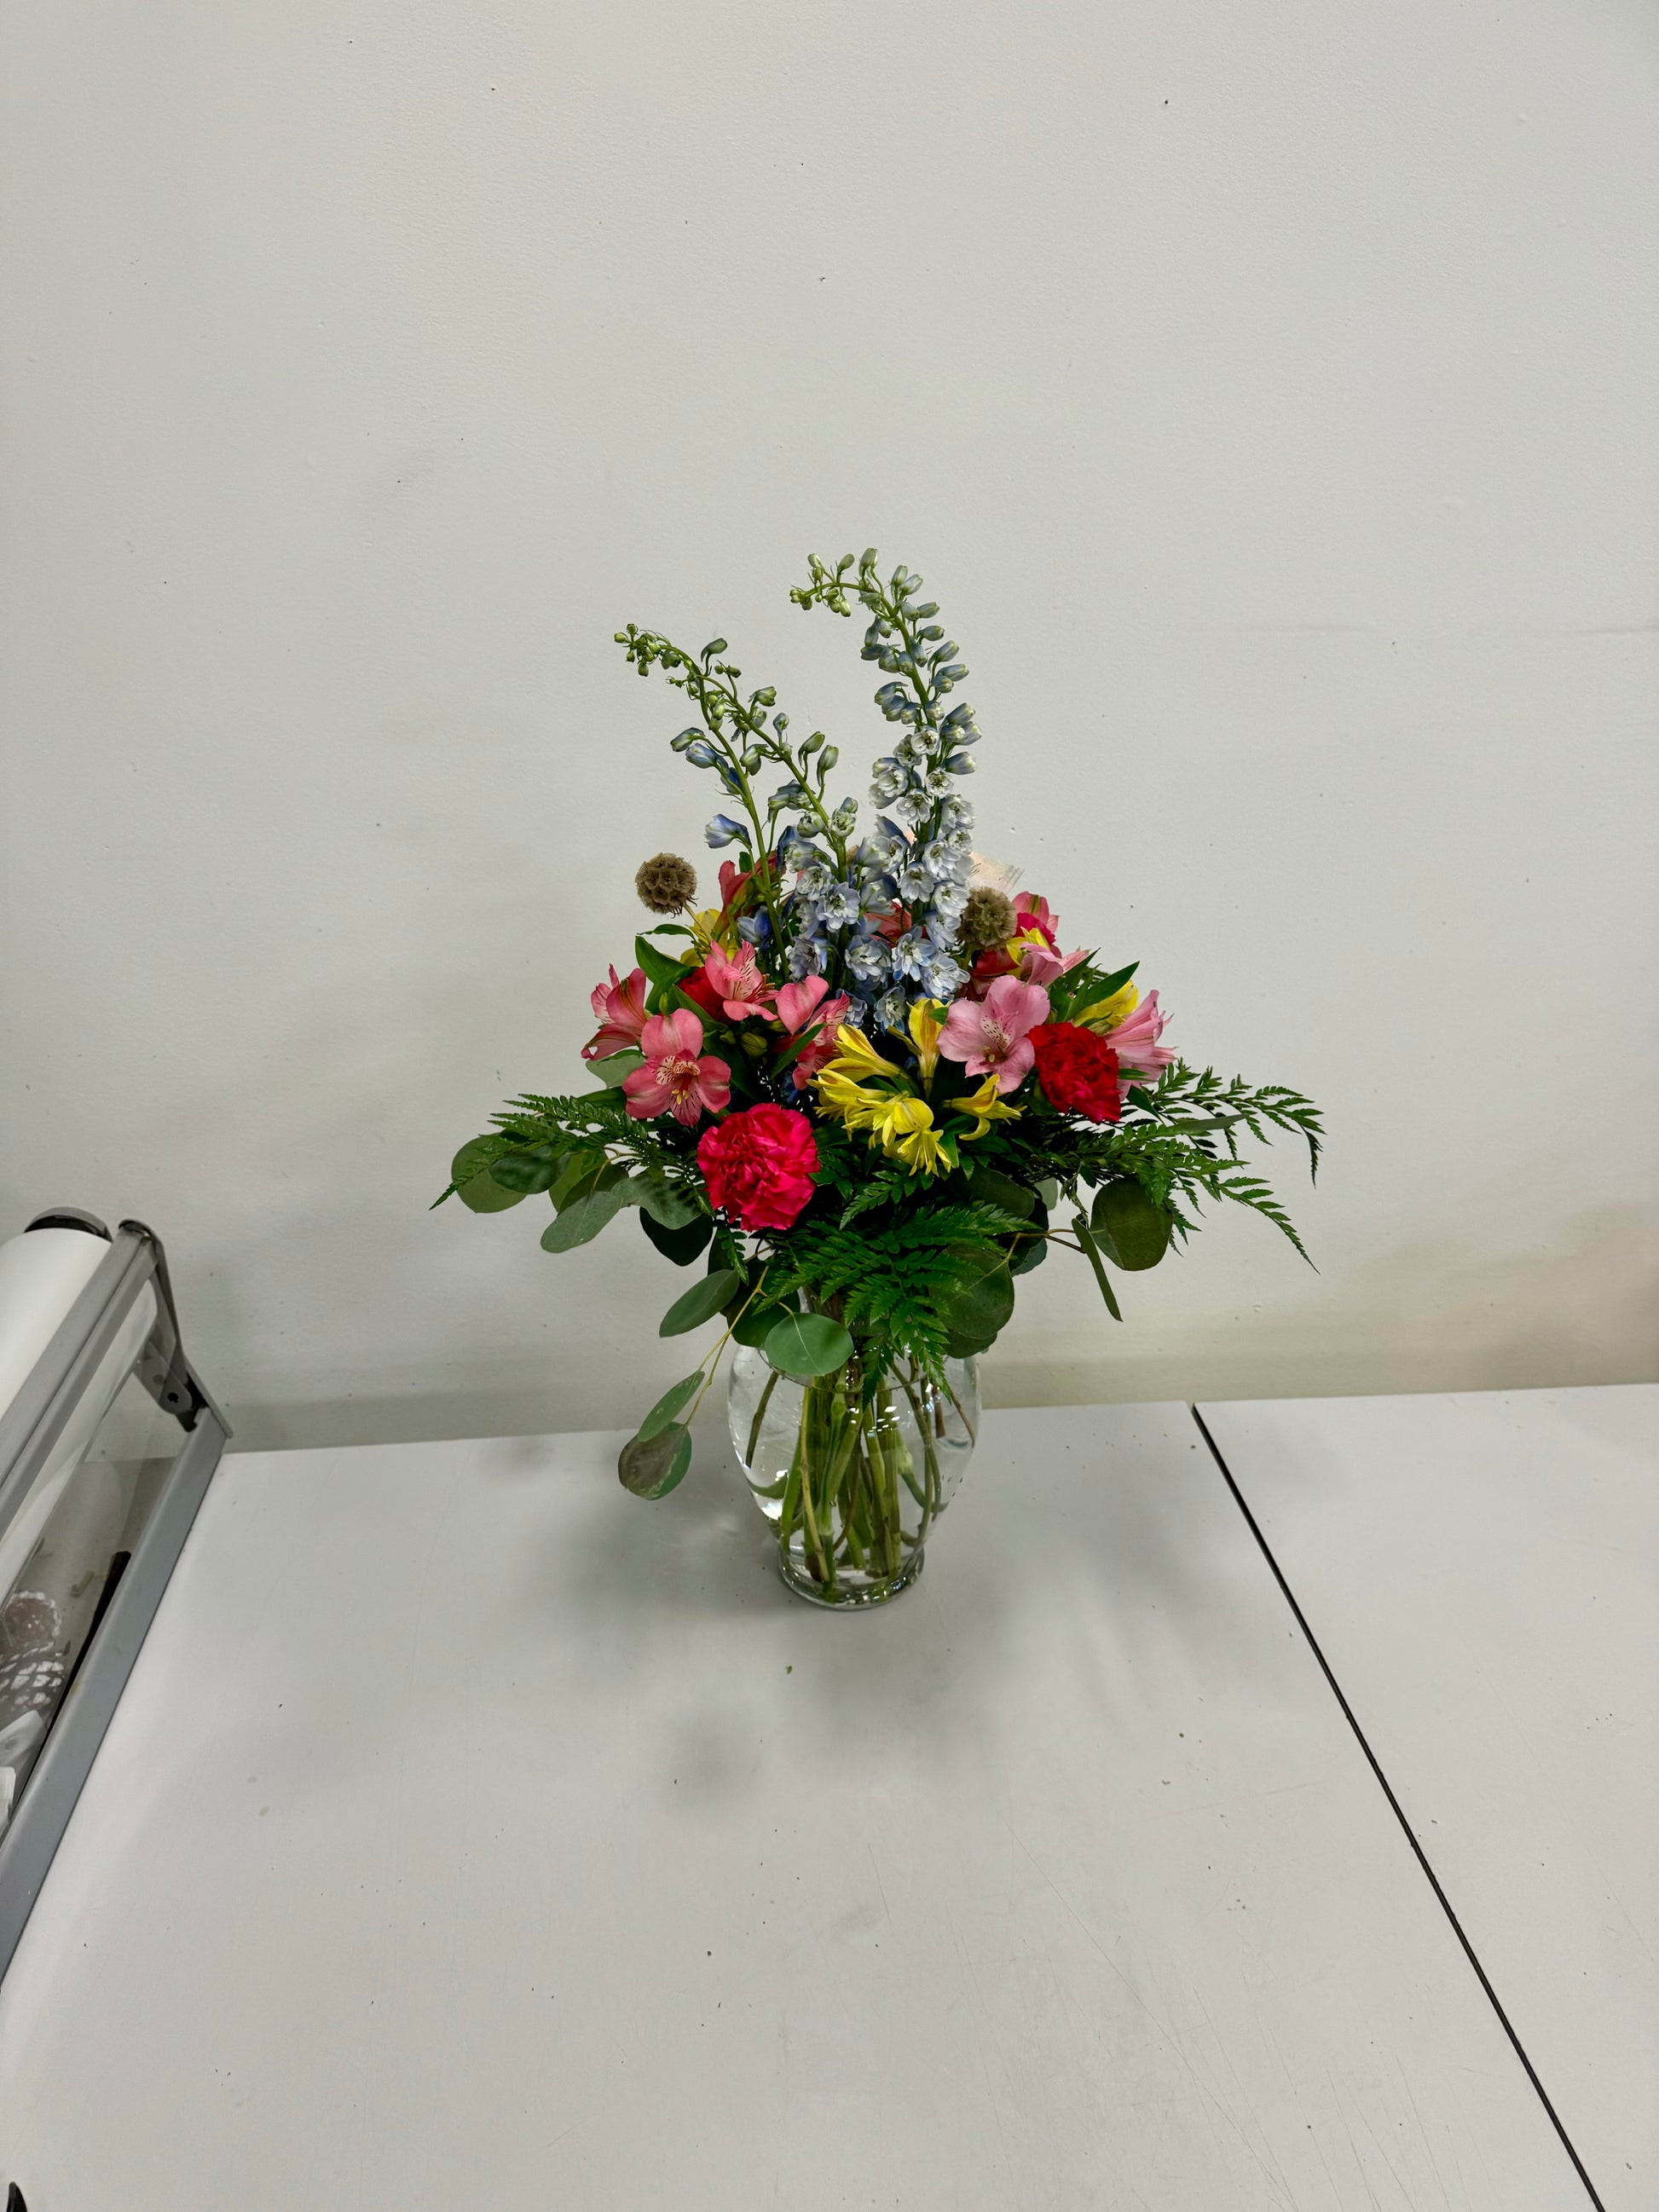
{"left": 697, "top": 1103, "right": 818, "bottom": 1232}
{"left": 621, "top": 1009, "right": 732, "bottom": 1126}
{"left": 1030, "top": 1021, "right": 1122, "bottom": 1122}
{"left": 582, "top": 966, "right": 650, "bottom": 1061}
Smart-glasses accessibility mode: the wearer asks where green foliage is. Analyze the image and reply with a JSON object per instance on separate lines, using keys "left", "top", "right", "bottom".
{"left": 772, "top": 1204, "right": 1026, "bottom": 1377}
{"left": 764, "top": 1310, "right": 855, "bottom": 1378}
{"left": 618, "top": 1425, "right": 692, "bottom": 1499}
{"left": 660, "top": 1269, "right": 743, "bottom": 1336}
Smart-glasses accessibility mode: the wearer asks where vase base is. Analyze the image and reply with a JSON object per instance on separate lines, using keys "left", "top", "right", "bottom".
{"left": 777, "top": 1546, "right": 926, "bottom": 1609}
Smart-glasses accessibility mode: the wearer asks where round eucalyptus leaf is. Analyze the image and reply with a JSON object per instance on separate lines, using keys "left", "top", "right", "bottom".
{"left": 660, "top": 1268, "right": 743, "bottom": 1337}
{"left": 488, "top": 1144, "right": 564, "bottom": 1194}
{"left": 639, "top": 1176, "right": 703, "bottom": 1230}
{"left": 731, "top": 1296, "right": 795, "bottom": 1348}
{"left": 940, "top": 1256, "right": 1015, "bottom": 1356}
{"left": 640, "top": 1210, "right": 714, "bottom": 1267}
{"left": 540, "top": 1181, "right": 629, "bottom": 1253}
{"left": 1091, "top": 1180, "right": 1171, "bottom": 1272}
{"left": 587, "top": 1049, "right": 644, "bottom": 1089}
{"left": 637, "top": 1371, "right": 703, "bottom": 1441}
{"left": 764, "top": 1311, "right": 854, "bottom": 1378}
{"left": 452, "top": 1140, "right": 528, "bottom": 1213}
{"left": 618, "top": 1424, "right": 693, "bottom": 1499}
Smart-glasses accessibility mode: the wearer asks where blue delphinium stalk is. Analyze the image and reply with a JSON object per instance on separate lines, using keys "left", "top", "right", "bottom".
{"left": 615, "top": 551, "right": 982, "bottom": 1028}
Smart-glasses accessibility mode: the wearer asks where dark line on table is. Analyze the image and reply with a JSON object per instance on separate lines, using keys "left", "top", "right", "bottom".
{"left": 1190, "top": 1403, "right": 1607, "bottom": 2212}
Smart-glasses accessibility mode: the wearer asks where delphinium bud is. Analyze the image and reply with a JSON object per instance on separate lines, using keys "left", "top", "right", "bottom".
{"left": 957, "top": 885, "right": 1014, "bottom": 953}
{"left": 634, "top": 852, "right": 699, "bottom": 913}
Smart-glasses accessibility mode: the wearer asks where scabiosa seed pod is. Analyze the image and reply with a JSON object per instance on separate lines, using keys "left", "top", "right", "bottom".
{"left": 957, "top": 885, "right": 1015, "bottom": 954}
{"left": 634, "top": 852, "right": 699, "bottom": 913}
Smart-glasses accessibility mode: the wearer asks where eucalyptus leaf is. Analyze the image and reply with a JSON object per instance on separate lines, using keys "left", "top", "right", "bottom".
{"left": 1091, "top": 1181, "right": 1171, "bottom": 1272}
{"left": 452, "top": 1139, "right": 528, "bottom": 1213}
{"left": 940, "top": 1257, "right": 1015, "bottom": 1359}
{"left": 1072, "top": 1215, "right": 1124, "bottom": 1320}
{"left": 588, "top": 1049, "right": 644, "bottom": 1089}
{"left": 488, "top": 1143, "right": 564, "bottom": 1194}
{"left": 968, "top": 1166, "right": 1037, "bottom": 1220}
{"left": 765, "top": 1310, "right": 854, "bottom": 1378}
{"left": 660, "top": 1268, "right": 743, "bottom": 1337}
{"left": 640, "top": 1210, "right": 714, "bottom": 1266}
{"left": 547, "top": 1150, "right": 607, "bottom": 1211}
{"left": 540, "top": 1181, "right": 629, "bottom": 1252}
{"left": 618, "top": 1424, "right": 693, "bottom": 1499}
{"left": 731, "top": 1296, "right": 794, "bottom": 1348}
{"left": 637, "top": 1371, "right": 703, "bottom": 1441}
{"left": 639, "top": 1175, "right": 702, "bottom": 1230}
{"left": 1009, "top": 1232, "right": 1048, "bottom": 1278}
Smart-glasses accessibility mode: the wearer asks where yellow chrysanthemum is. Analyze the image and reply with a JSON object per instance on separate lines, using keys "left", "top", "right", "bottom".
{"left": 953, "top": 1074, "right": 1023, "bottom": 1141}
{"left": 1072, "top": 980, "right": 1138, "bottom": 1035}
{"left": 905, "top": 998, "right": 945, "bottom": 1080}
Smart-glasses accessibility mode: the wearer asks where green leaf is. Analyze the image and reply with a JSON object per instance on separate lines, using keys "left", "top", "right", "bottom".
{"left": 968, "top": 1165, "right": 1036, "bottom": 1219}
{"left": 660, "top": 1268, "right": 743, "bottom": 1337}
{"left": 540, "top": 1182, "right": 629, "bottom": 1252}
{"left": 452, "top": 1139, "right": 528, "bottom": 1213}
{"left": 765, "top": 1310, "right": 854, "bottom": 1378}
{"left": 488, "top": 1143, "right": 565, "bottom": 1194}
{"left": 940, "top": 1256, "right": 1015, "bottom": 1358}
{"left": 1072, "top": 1215, "right": 1124, "bottom": 1320}
{"left": 588, "top": 1050, "right": 643, "bottom": 1089}
{"left": 637, "top": 1371, "right": 703, "bottom": 1441}
{"left": 732, "top": 1296, "right": 795, "bottom": 1348}
{"left": 1009, "top": 1232, "right": 1048, "bottom": 1278}
{"left": 640, "top": 1210, "right": 714, "bottom": 1266}
{"left": 547, "top": 1150, "right": 607, "bottom": 1211}
{"left": 638, "top": 1175, "right": 702, "bottom": 1229}
{"left": 1038, "top": 1179, "right": 1060, "bottom": 1211}
{"left": 1091, "top": 1180, "right": 1171, "bottom": 1271}
{"left": 618, "top": 1424, "right": 692, "bottom": 1499}
{"left": 636, "top": 933, "right": 692, "bottom": 991}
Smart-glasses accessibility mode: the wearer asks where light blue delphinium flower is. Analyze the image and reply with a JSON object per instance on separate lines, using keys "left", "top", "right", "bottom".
{"left": 845, "top": 933, "right": 892, "bottom": 988}
{"left": 890, "top": 927, "right": 934, "bottom": 984}
{"left": 875, "top": 986, "right": 909, "bottom": 1032}
{"left": 817, "top": 878, "right": 861, "bottom": 930}
{"left": 705, "top": 814, "right": 748, "bottom": 849}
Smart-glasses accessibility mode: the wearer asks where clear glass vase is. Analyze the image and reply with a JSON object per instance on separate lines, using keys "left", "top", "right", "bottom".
{"left": 727, "top": 1343, "right": 980, "bottom": 1608}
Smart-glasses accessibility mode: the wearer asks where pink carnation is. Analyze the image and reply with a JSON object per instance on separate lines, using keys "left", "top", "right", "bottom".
{"left": 697, "top": 1104, "right": 818, "bottom": 1232}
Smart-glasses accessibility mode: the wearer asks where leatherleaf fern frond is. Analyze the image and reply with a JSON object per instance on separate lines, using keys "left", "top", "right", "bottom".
{"left": 770, "top": 1203, "right": 1026, "bottom": 1378}
{"left": 1130, "top": 1060, "right": 1323, "bottom": 1179}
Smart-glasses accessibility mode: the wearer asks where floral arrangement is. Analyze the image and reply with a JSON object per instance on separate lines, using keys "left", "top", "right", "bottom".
{"left": 442, "top": 550, "right": 1321, "bottom": 1597}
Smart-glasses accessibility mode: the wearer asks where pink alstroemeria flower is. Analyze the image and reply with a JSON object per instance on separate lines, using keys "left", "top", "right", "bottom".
{"left": 702, "top": 942, "right": 776, "bottom": 1021}
{"left": 582, "top": 966, "right": 649, "bottom": 1062}
{"left": 938, "top": 975, "right": 1051, "bottom": 1094}
{"left": 1108, "top": 990, "right": 1176, "bottom": 1083}
{"left": 1009, "top": 893, "right": 1086, "bottom": 988}
{"left": 774, "top": 976, "right": 853, "bottom": 1079}
{"left": 621, "top": 1010, "right": 732, "bottom": 1125}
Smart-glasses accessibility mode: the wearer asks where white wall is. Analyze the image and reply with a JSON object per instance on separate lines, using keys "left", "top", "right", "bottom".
{"left": 3, "top": 2, "right": 1655, "bottom": 1451}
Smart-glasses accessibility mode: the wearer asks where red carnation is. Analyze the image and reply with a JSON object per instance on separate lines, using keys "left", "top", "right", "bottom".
{"left": 697, "top": 1103, "right": 819, "bottom": 1232}
{"left": 1030, "top": 1022, "right": 1122, "bottom": 1123}
{"left": 678, "top": 965, "right": 725, "bottom": 1021}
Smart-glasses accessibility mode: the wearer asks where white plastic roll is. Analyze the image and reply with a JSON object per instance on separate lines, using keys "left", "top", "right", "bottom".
{"left": 0, "top": 1225, "right": 158, "bottom": 1601}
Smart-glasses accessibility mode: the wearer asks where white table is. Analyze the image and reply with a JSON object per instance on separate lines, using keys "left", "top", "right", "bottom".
{"left": 1198, "top": 1386, "right": 1657, "bottom": 2212}
{"left": 0, "top": 1404, "right": 1603, "bottom": 2209}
